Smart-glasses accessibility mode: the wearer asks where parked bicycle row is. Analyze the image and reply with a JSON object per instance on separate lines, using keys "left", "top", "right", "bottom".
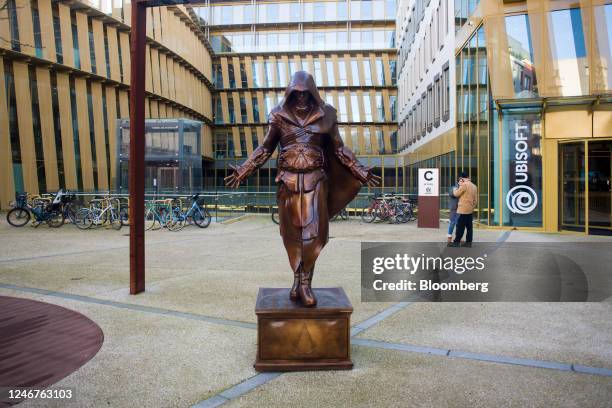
{"left": 360, "top": 193, "right": 417, "bottom": 223}
{"left": 5, "top": 190, "right": 211, "bottom": 231}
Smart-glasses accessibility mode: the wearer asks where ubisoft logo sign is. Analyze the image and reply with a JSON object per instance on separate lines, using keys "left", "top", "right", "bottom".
{"left": 506, "top": 185, "right": 538, "bottom": 214}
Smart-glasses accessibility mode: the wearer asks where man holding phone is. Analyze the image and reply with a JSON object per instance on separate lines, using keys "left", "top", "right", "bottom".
{"left": 449, "top": 171, "right": 477, "bottom": 247}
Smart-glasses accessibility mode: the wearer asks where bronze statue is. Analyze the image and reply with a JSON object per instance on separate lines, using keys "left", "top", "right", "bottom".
{"left": 226, "top": 71, "right": 380, "bottom": 307}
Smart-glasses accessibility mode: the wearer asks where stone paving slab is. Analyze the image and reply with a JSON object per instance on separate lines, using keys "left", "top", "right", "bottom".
{"left": 356, "top": 302, "right": 612, "bottom": 369}
{"left": 0, "top": 288, "right": 257, "bottom": 408}
{"left": 226, "top": 345, "right": 612, "bottom": 408}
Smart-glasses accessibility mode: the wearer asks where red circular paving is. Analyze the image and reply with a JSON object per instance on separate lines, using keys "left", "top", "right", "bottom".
{"left": 0, "top": 296, "right": 104, "bottom": 406}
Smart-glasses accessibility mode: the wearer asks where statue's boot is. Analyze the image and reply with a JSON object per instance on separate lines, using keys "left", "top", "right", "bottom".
{"left": 298, "top": 266, "right": 317, "bottom": 307}
{"left": 289, "top": 263, "right": 301, "bottom": 301}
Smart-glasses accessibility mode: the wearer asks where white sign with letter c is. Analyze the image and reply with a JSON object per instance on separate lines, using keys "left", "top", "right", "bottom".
{"left": 418, "top": 168, "right": 439, "bottom": 196}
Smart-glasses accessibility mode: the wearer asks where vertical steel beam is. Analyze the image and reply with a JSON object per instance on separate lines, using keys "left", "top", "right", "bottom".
{"left": 129, "top": 0, "right": 147, "bottom": 294}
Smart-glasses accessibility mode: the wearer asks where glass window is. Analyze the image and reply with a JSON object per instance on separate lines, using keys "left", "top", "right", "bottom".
{"left": 72, "top": 22, "right": 81, "bottom": 69}
{"left": 53, "top": 14, "right": 63, "bottom": 63}
{"left": 265, "top": 95, "right": 273, "bottom": 117}
{"left": 548, "top": 8, "right": 588, "bottom": 96}
{"left": 252, "top": 97, "right": 260, "bottom": 122}
{"left": 351, "top": 127, "right": 360, "bottom": 154}
{"left": 385, "top": 0, "right": 396, "bottom": 19}
{"left": 350, "top": 1, "right": 361, "bottom": 20}
{"left": 390, "top": 95, "right": 397, "bottom": 122}
{"left": 314, "top": 32, "right": 325, "bottom": 50}
{"left": 314, "top": 2, "right": 326, "bottom": 21}
{"left": 228, "top": 63, "right": 236, "bottom": 88}
{"left": 240, "top": 63, "right": 248, "bottom": 88}
{"left": 290, "top": 3, "right": 301, "bottom": 22}
{"left": 221, "top": 5, "right": 232, "bottom": 24}
{"left": 314, "top": 60, "right": 322, "bottom": 86}
{"left": 338, "top": 1, "right": 348, "bottom": 20}
{"left": 375, "top": 92, "right": 384, "bottom": 121}
{"left": 338, "top": 60, "right": 348, "bottom": 86}
{"left": 376, "top": 58, "right": 385, "bottom": 85}
{"left": 240, "top": 96, "right": 247, "bottom": 123}
{"left": 361, "top": 1, "right": 372, "bottom": 19}
{"left": 338, "top": 31, "right": 348, "bottom": 49}
{"left": 304, "top": 2, "right": 314, "bottom": 22}
{"left": 338, "top": 94, "right": 348, "bottom": 122}
{"left": 376, "top": 128, "right": 385, "bottom": 154}
{"left": 373, "top": 0, "right": 384, "bottom": 20}
{"left": 228, "top": 94, "right": 235, "bottom": 124}
{"left": 239, "top": 130, "right": 247, "bottom": 156}
{"left": 326, "top": 60, "right": 335, "bottom": 86}
{"left": 214, "top": 97, "right": 223, "bottom": 124}
{"left": 364, "top": 127, "right": 372, "bottom": 154}
{"left": 351, "top": 59, "right": 360, "bottom": 86}
{"left": 594, "top": 4, "right": 612, "bottom": 90}
{"left": 350, "top": 30, "right": 361, "bottom": 49}
{"left": 373, "top": 30, "right": 385, "bottom": 48}
{"left": 363, "top": 93, "right": 373, "bottom": 121}
{"left": 265, "top": 61, "right": 274, "bottom": 87}
{"left": 7, "top": 0, "right": 20, "bottom": 52}
{"left": 505, "top": 14, "right": 538, "bottom": 98}
{"left": 251, "top": 62, "right": 260, "bottom": 87}
{"left": 268, "top": 4, "right": 279, "bottom": 23}
{"left": 351, "top": 93, "right": 360, "bottom": 121}
{"left": 32, "top": 3, "right": 43, "bottom": 58}
{"left": 363, "top": 60, "right": 372, "bottom": 85}
{"left": 277, "top": 61, "right": 287, "bottom": 87}
{"left": 103, "top": 28, "right": 111, "bottom": 78}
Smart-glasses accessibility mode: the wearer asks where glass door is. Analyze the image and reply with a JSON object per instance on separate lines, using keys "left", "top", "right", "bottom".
{"left": 588, "top": 141, "right": 612, "bottom": 235}
{"left": 559, "top": 142, "right": 586, "bottom": 232}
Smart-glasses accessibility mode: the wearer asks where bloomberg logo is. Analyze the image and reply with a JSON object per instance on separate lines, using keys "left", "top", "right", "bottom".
{"left": 506, "top": 123, "right": 538, "bottom": 215}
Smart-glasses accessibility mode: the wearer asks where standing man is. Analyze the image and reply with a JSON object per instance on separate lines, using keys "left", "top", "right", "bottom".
{"left": 449, "top": 171, "right": 477, "bottom": 247}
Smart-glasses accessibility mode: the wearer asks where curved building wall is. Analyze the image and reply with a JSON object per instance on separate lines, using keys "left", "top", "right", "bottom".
{"left": 0, "top": 0, "right": 214, "bottom": 208}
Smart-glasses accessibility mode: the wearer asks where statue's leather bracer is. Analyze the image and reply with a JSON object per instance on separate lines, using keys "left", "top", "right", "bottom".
{"left": 334, "top": 145, "right": 371, "bottom": 184}
{"left": 232, "top": 145, "right": 272, "bottom": 181}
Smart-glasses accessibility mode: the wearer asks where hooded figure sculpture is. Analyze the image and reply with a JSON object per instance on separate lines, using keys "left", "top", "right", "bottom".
{"left": 226, "top": 71, "right": 380, "bottom": 307}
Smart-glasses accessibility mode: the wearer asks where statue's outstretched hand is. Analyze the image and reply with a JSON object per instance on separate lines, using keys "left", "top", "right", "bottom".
{"left": 224, "top": 164, "right": 243, "bottom": 189}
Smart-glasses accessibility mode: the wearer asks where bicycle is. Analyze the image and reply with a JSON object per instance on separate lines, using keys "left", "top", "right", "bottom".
{"left": 183, "top": 194, "right": 212, "bottom": 228}
{"left": 361, "top": 194, "right": 394, "bottom": 223}
{"left": 144, "top": 199, "right": 173, "bottom": 231}
{"left": 76, "top": 196, "right": 122, "bottom": 230}
{"left": 331, "top": 208, "right": 349, "bottom": 221}
{"left": 6, "top": 191, "right": 65, "bottom": 228}
{"left": 271, "top": 206, "right": 279, "bottom": 224}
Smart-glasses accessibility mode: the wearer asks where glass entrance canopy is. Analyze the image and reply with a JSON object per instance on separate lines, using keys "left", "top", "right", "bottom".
{"left": 116, "top": 119, "right": 203, "bottom": 193}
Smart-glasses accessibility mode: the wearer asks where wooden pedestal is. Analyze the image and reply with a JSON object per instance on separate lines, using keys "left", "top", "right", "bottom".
{"left": 254, "top": 287, "right": 353, "bottom": 372}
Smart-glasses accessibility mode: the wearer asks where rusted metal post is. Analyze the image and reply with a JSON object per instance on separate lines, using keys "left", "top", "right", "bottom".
{"left": 129, "top": 0, "right": 147, "bottom": 294}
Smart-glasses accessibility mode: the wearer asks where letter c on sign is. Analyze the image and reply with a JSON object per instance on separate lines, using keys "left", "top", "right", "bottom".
{"left": 424, "top": 171, "right": 433, "bottom": 181}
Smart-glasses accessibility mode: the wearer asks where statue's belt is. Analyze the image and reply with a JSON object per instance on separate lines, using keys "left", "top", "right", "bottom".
{"left": 277, "top": 143, "right": 324, "bottom": 172}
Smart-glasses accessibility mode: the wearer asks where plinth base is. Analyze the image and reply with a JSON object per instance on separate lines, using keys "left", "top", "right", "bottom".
{"left": 254, "top": 287, "right": 353, "bottom": 372}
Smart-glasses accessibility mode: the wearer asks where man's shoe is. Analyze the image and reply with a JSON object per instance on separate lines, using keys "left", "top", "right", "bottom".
{"left": 460, "top": 242, "right": 472, "bottom": 248}
{"left": 447, "top": 242, "right": 460, "bottom": 247}
{"left": 447, "top": 236, "right": 452, "bottom": 243}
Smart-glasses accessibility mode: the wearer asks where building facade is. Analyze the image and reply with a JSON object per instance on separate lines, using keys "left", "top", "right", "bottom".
{"left": 399, "top": 0, "right": 612, "bottom": 234}
{"left": 192, "top": 0, "right": 400, "bottom": 193}
{"left": 396, "top": 0, "right": 455, "bottom": 202}
{"left": 0, "top": 0, "right": 214, "bottom": 208}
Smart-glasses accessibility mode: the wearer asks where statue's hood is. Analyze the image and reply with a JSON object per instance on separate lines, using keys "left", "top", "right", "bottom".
{"left": 277, "top": 71, "right": 325, "bottom": 126}
{"left": 281, "top": 71, "right": 324, "bottom": 108}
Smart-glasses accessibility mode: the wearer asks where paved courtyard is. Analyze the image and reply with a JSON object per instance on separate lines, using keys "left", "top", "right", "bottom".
{"left": 0, "top": 216, "right": 611, "bottom": 407}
